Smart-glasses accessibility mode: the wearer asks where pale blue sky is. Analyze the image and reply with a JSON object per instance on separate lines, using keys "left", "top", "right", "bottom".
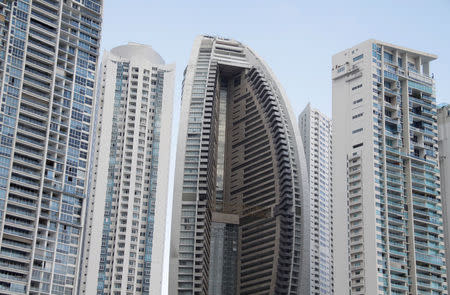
{"left": 102, "top": 0, "right": 450, "bottom": 117}
{"left": 100, "top": 1, "right": 450, "bottom": 292}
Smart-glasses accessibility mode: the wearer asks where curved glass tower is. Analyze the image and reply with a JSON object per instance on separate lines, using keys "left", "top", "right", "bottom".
{"left": 170, "top": 36, "right": 308, "bottom": 295}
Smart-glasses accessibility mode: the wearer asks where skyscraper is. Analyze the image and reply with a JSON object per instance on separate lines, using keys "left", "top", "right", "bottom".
{"left": 0, "top": 0, "right": 102, "bottom": 294}
{"left": 332, "top": 40, "right": 447, "bottom": 294}
{"left": 438, "top": 103, "right": 450, "bottom": 286}
{"left": 80, "top": 43, "right": 174, "bottom": 295}
{"left": 169, "top": 35, "right": 308, "bottom": 295}
{"left": 299, "top": 103, "right": 333, "bottom": 294}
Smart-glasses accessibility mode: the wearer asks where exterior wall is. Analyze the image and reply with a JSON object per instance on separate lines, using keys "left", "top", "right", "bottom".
{"left": 80, "top": 52, "right": 116, "bottom": 294}
{"left": 438, "top": 104, "right": 450, "bottom": 285}
{"left": 0, "top": 0, "right": 102, "bottom": 294}
{"left": 170, "top": 35, "right": 308, "bottom": 295}
{"left": 82, "top": 43, "right": 174, "bottom": 295}
{"left": 299, "top": 104, "right": 333, "bottom": 294}
{"left": 332, "top": 40, "right": 378, "bottom": 295}
{"left": 332, "top": 39, "right": 447, "bottom": 295}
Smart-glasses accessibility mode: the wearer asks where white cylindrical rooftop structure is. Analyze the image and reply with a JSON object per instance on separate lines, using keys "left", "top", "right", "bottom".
{"left": 111, "top": 42, "right": 165, "bottom": 65}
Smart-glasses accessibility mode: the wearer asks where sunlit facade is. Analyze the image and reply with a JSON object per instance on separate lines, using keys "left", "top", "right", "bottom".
{"left": 333, "top": 40, "right": 447, "bottom": 295}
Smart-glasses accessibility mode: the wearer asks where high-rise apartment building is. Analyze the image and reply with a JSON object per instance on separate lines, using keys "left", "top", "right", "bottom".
{"left": 438, "top": 103, "right": 450, "bottom": 286}
{"left": 80, "top": 43, "right": 174, "bottom": 295}
{"left": 299, "top": 103, "right": 333, "bottom": 294}
{"left": 0, "top": 0, "right": 102, "bottom": 294}
{"left": 169, "top": 35, "right": 308, "bottom": 295}
{"left": 332, "top": 40, "right": 446, "bottom": 295}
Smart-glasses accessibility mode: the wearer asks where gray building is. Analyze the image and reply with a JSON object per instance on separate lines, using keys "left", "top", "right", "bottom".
{"left": 332, "top": 40, "right": 446, "bottom": 295}
{"left": 299, "top": 103, "right": 333, "bottom": 294}
{"left": 0, "top": 0, "right": 102, "bottom": 294}
{"left": 438, "top": 103, "right": 450, "bottom": 287}
{"left": 80, "top": 43, "right": 174, "bottom": 295}
{"left": 169, "top": 35, "right": 309, "bottom": 295}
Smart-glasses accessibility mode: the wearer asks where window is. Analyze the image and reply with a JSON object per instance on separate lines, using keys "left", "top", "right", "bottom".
{"left": 352, "top": 84, "right": 362, "bottom": 91}
{"left": 352, "top": 113, "right": 363, "bottom": 119}
{"left": 353, "top": 98, "right": 363, "bottom": 104}
{"left": 353, "top": 54, "right": 363, "bottom": 62}
{"left": 383, "top": 51, "right": 393, "bottom": 63}
{"left": 352, "top": 128, "right": 363, "bottom": 134}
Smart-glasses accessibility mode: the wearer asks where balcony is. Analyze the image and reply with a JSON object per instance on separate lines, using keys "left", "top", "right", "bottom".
{"left": 26, "top": 47, "right": 54, "bottom": 64}
{"left": 2, "top": 227, "right": 33, "bottom": 240}
{"left": 384, "top": 88, "right": 400, "bottom": 97}
{"left": 408, "top": 70, "right": 433, "bottom": 86}
{"left": 0, "top": 248, "right": 30, "bottom": 261}
{"left": 415, "top": 253, "right": 444, "bottom": 266}
{"left": 6, "top": 206, "right": 36, "bottom": 219}
{"left": 1, "top": 239, "right": 32, "bottom": 251}
{"left": 414, "top": 215, "right": 442, "bottom": 226}
{"left": 6, "top": 196, "right": 37, "bottom": 209}
{"left": 409, "top": 96, "right": 435, "bottom": 109}
{"left": 4, "top": 217, "right": 34, "bottom": 229}
{"left": 10, "top": 174, "right": 40, "bottom": 188}
{"left": 0, "top": 260, "right": 29, "bottom": 272}
{"left": 13, "top": 154, "right": 41, "bottom": 167}
{"left": 20, "top": 103, "right": 48, "bottom": 120}
{"left": 410, "top": 112, "right": 434, "bottom": 124}
{"left": 22, "top": 85, "right": 50, "bottom": 103}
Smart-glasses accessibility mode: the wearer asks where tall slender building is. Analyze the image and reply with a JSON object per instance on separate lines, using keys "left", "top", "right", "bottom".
{"left": 79, "top": 43, "right": 174, "bottom": 295}
{"left": 299, "top": 103, "right": 333, "bottom": 294}
{"left": 0, "top": 0, "right": 102, "bottom": 294}
{"left": 332, "top": 40, "right": 447, "bottom": 295}
{"left": 438, "top": 103, "right": 450, "bottom": 285}
{"left": 169, "top": 35, "right": 308, "bottom": 295}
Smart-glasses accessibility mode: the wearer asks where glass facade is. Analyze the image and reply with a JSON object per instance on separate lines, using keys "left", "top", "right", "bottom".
{"left": 208, "top": 222, "right": 238, "bottom": 295}
{"left": 371, "top": 42, "right": 445, "bottom": 295}
{"left": 0, "top": 0, "right": 102, "bottom": 294}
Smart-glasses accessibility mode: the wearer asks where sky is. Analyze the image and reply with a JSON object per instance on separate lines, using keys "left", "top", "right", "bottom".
{"left": 100, "top": 0, "right": 450, "bottom": 292}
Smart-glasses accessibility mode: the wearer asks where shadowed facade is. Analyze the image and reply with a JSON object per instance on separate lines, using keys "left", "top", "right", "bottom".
{"left": 170, "top": 36, "right": 308, "bottom": 295}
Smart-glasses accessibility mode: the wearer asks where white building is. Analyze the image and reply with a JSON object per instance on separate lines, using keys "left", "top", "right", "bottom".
{"left": 438, "top": 103, "right": 450, "bottom": 286}
{"left": 81, "top": 43, "right": 174, "bottom": 295}
{"left": 332, "top": 40, "right": 446, "bottom": 295}
{"left": 0, "top": 0, "right": 102, "bottom": 294}
{"left": 299, "top": 103, "right": 333, "bottom": 294}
